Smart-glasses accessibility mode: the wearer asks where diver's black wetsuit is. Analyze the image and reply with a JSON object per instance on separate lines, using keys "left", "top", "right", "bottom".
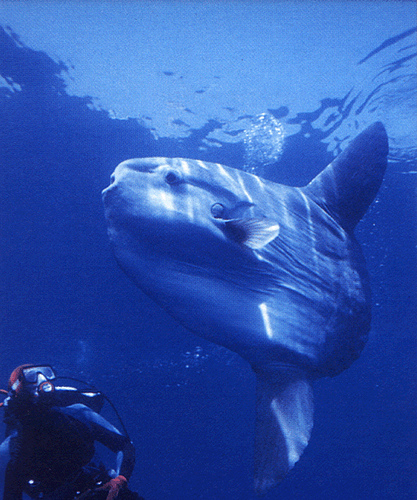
{"left": 1, "top": 398, "right": 140, "bottom": 499}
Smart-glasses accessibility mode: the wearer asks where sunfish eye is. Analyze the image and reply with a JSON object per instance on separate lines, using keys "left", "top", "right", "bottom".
{"left": 165, "top": 170, "right": 182, "bottom": 185}
{"left": 211, "top": 203, "right": 225, "bottom": 219}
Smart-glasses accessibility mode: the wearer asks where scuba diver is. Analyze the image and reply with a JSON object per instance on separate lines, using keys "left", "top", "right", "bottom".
{"left": 0, "top": 364, "right": 144, "bottom": 500}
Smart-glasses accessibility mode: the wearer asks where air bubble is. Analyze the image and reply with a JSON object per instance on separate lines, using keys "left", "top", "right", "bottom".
{"left": 243, "top": 113, "right": 285, "bottom": 175}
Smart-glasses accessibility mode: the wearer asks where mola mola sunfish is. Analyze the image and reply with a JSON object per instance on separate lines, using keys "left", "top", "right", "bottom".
{"left": 102, "top": 122, "right": 388, "bottom": 494}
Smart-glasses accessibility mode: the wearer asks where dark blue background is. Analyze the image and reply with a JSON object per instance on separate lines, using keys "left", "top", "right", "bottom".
{"left": 0, "top": 26, "right": 416, "bottom": 499}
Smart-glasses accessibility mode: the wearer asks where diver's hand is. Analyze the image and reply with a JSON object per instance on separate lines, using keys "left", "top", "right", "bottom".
{"left": 95, "top": 475, "right": 127, "bottom": 500}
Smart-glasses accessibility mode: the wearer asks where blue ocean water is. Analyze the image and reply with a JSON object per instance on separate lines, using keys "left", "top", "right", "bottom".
{"left": 0, "top": 4, "right": 416, "bottom": 500}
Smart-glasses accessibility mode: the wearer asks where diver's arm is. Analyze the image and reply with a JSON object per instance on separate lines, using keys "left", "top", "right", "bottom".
{"left": 61, "top": 404, "right": 135, "bottom": 480}
{"left": 94, "top": 418, "right": 135, "bottom": 480}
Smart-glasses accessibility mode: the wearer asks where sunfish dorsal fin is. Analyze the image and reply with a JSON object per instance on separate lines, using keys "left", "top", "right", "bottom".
{"left": 303, "top": 122, "right": 388, "bottom": 232}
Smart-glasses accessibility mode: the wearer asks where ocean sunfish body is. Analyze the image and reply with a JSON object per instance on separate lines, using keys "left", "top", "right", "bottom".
{"left": 102, "top": 122, "right": 388, "bottom": 494}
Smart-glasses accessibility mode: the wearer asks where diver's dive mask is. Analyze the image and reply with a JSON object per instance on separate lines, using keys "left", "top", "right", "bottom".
{"left": 21, "top": 365, "right": 56, "bottom": 384}
{"left": 21, "top": 365, "right": 56, "bottom": 394}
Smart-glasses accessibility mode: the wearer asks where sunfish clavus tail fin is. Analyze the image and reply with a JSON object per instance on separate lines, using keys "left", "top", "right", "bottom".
{"left": 253, "top": 368, "right": 313, "bottom": 495}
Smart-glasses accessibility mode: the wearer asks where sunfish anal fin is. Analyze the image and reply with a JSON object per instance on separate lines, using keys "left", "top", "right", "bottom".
{"left": 252, "top": 366, "right": 314, "bottom": 495}
{"left": 224, "top": 218, "right": 280, "bottom": 249}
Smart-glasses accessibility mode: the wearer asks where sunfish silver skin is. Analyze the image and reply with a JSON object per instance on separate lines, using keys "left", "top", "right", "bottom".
{"left": 102, "top": 122, "right": 388, "bottom": 494}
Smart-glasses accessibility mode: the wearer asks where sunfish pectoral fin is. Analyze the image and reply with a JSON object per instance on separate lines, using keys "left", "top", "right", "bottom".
{"left": 252, "top": 367, "right": 313, "bottom": 495}
{"left": 224, "top": 218, "right": 280, "bottom": 249}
